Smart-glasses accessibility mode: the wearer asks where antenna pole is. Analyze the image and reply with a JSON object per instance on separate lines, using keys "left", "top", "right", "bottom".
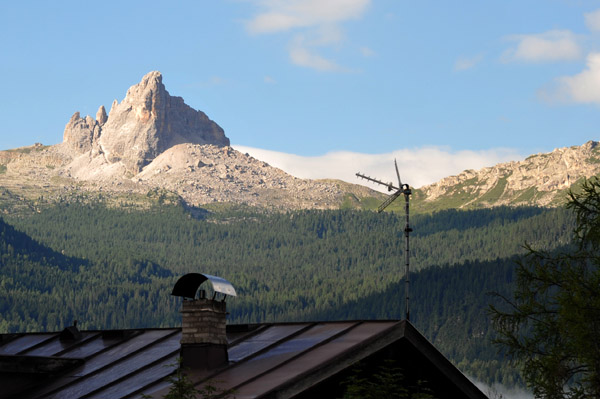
{"left": 356, "top": 160, "right": 413, "bottom": 321}
{"left": 403, "top": 186, "right": 412, "bottom": 321}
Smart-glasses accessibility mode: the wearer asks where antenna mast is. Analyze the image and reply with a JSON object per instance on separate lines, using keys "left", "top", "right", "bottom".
{"left": 356, "top": 160, "right": 413, "bottom": 321}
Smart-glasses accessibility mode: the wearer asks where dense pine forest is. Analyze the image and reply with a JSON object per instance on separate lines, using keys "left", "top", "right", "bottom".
{"left": 0, "top": 202, "right": 575, "bottom": 387}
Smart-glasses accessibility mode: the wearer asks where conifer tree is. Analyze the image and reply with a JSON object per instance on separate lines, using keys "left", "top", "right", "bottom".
{"left": 491, "top": 178, "right": 600, "bottom": 399}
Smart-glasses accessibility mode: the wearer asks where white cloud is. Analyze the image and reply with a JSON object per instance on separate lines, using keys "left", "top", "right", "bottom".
{"left": 585, "top": 9, "right": 600, "bottom": 32}
{"left": 245, "top": 0, "right": 371, "bottom": 71}
{"left": 287, "top": 32, "right": 346, "bottom": 71}
{"left": 289, "top": 45, "right": 342, "bottom": 71}
{"left": 264, "top": 75, "right": 277, "bottom": 84}
{"left": 502, "top": 30, "right": 582, "bottom": 63}
{"left": 359, "top": 46, "right": 375, "bottom": 57}
{"left": 246, "top": 0, "right": 370, "bottom": 34}
{"left": 454, "top": 54, "right": 484, "bottom": 71}
{"left": 209, "top": 76, "right": 227, "bottom": 85}
{"left": 184, "top": 76, "right": 229, "bottom": 89}
{"left": 232, "top": 145, "right": 523, "bottom": 191}
{"left": 540, "top": 52, "right": 600, "bottom": 104}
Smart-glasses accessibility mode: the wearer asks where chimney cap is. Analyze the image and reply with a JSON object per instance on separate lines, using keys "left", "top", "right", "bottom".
{"left": 171, "top": 273, "right": 237, "bottom": 299}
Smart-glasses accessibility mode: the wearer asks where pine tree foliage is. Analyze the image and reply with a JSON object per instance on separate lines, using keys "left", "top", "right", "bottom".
{"left": 340, "top": 360, "right": 435, "bottom": 399}
{"left": 0, "top": 203, "right": 576, "bottom": 387}
{"left": 491, "top": 178, "right": 600, "bottom": 399}
{"left": 142, "top": 358, "right": 235, "bottom": 399}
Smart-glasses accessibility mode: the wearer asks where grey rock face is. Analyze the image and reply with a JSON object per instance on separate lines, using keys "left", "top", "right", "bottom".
{"left": 62, "top": 112, "right": 101, "bottom": 154}
{"left": 418, "top": 140, "right": 600, "bottom": 208}
{"left": 109, "top": 99, "right": 118, "bottom": 116}
{"left": 96, "top": 105, "right": 107, "bottom": 126}
{"left": 97, "top": 71, "right": 229, "bottom": 174}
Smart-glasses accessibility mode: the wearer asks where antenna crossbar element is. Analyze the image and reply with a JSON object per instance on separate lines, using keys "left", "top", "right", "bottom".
{"left": 355, "top": 173, "right": 399, "bottom": 192}
{"left": 377, "top": 190, "right": 402, "bottom": 213}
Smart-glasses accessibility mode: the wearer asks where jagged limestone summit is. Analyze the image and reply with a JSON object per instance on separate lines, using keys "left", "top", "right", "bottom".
{"left": 64, "top": 71, "right": 229, "bottom": 174}
{"left": 0, "top": 72, "right": 381, "bottom": 211}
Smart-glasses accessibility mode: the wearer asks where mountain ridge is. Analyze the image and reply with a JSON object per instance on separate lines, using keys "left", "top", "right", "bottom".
{"left": 412, "top": 140, "right": 600, "bottom": 212}
{"left": 0, "top": 72, "right": 383, "bottom": 211}
{"left": 1, "top": 71, "right": 599, "bottom": 213}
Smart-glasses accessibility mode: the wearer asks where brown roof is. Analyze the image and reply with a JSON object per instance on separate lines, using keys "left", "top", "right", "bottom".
{"left": 0, "top": 320, "right": 487, "bottom": 399}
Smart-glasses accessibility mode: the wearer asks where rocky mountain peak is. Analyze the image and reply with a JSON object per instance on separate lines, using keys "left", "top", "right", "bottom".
{"left": 62, "top": 71, "right": 229, "bottom": 174}
{"left": 415, "top": 140, "right": 600, "bottom": 212}
{"left": 62, "top": 112, "right": 101, "bottom": 154}
{"left": 96, "top": 105, "right": 107, "bottom": 126}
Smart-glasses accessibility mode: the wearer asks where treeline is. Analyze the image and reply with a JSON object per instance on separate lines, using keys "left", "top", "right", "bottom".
{"left": 0, "top": 203, "right": 576, "bottom": 387}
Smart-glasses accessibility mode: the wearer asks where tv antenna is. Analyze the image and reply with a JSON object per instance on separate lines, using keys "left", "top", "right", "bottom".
{"left": 356, "top": 160, "right": 413, "bottom": 321}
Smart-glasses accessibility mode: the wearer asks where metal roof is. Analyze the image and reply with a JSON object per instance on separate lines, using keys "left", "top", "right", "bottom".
{"left": 0, "top": 320, "right": 487, "bottom": 399}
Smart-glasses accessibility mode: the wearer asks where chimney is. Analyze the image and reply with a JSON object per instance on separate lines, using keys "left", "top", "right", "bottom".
{"left": 171, "top": 273, "right": 237, "bottom": 370}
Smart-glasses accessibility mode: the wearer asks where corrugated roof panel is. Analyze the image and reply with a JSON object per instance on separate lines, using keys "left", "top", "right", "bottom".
{"left": 22, "top": 332, "right": 97, "bottom": 357}
{"left": 44, "top": 332, "right": 181, "bottom": 399}
{"left": 1, "top": 321, "right": 487, "bottom": 399}
{"left": 87, "top": 354, "right": 178, "bottom": 399}
{"left": 227, "top": 328, "right": 258, "bottom": 344}
{"left": 209, "top": 322, "right": 357, "bottom": 392}
{"left": 58, "top": 333, "right": 130, "bottom": 360}
{"left": 128, "top": 380, "right": 172, "bottom": 399}
{"left": 228, "top": 324, "right": 309, "bottom": 362}
{"left": 73, "top": 330, "right": 179, "bottom": 377}
{"left": 25, "top": 330, "right": 179, "bottom": 399}
{"left": 252, "top": 322, "right": 357, "bottom": 361}
{"left": 0, "top": 334, "right": 55, "bottom": 355}
{"left": 234, "top": 321, "right": 398, "bottom": 398}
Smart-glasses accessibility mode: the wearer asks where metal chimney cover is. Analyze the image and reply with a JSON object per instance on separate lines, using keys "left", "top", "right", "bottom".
{"left": 203, "top": 274, "right": 237, "bottom": 297}
{"left": 171, "top": 273, "right": 237, "bottom": 299}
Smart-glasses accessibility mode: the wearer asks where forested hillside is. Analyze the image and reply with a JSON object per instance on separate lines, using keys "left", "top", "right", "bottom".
{"left": 309, "top": 257, "right": 524, "bottom": 386}
{"left": 0, "top": 203, "right": 576, "bottom": 387}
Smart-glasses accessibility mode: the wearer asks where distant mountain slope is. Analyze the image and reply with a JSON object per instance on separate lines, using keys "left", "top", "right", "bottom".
{"left": 412, "top": 140, "right": 600, "bottom": 213}
{"left": 0, "top": 72, "right": 383, "bottom": 211}
{"left": 0, "top": 217, "right": 86, "bottom": 332}
{"left": 0, "top": 71, "right": 598, "bottom": 213}
{"left": 0, "top": 216, "right": 83, "bottom": 272}
{"left": 0, "top": 215, "right": 176, "bottom": 332}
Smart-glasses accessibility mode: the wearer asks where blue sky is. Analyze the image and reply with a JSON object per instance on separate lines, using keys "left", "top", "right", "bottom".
{"left": 2, "top": 0, "right": 600, "bottom": 188}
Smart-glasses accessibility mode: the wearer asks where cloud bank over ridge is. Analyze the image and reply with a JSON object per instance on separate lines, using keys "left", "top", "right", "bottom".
{"left": 233, "top": 145, "right": 523, "bottom": 191}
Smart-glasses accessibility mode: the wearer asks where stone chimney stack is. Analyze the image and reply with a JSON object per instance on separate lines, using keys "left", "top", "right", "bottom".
{"left": 180, "top": 297, "right": 228, "bottom": 369}
{"left": 171, "top": 273, "right": 237, "bottom": 370}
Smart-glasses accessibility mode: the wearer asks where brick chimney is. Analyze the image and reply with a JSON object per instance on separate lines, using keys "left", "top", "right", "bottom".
{"left": 171, "top": 273, "right": 236, "bottom": 370}
{"left": 180, "top": 297, "right": 228, "bottom": 369}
